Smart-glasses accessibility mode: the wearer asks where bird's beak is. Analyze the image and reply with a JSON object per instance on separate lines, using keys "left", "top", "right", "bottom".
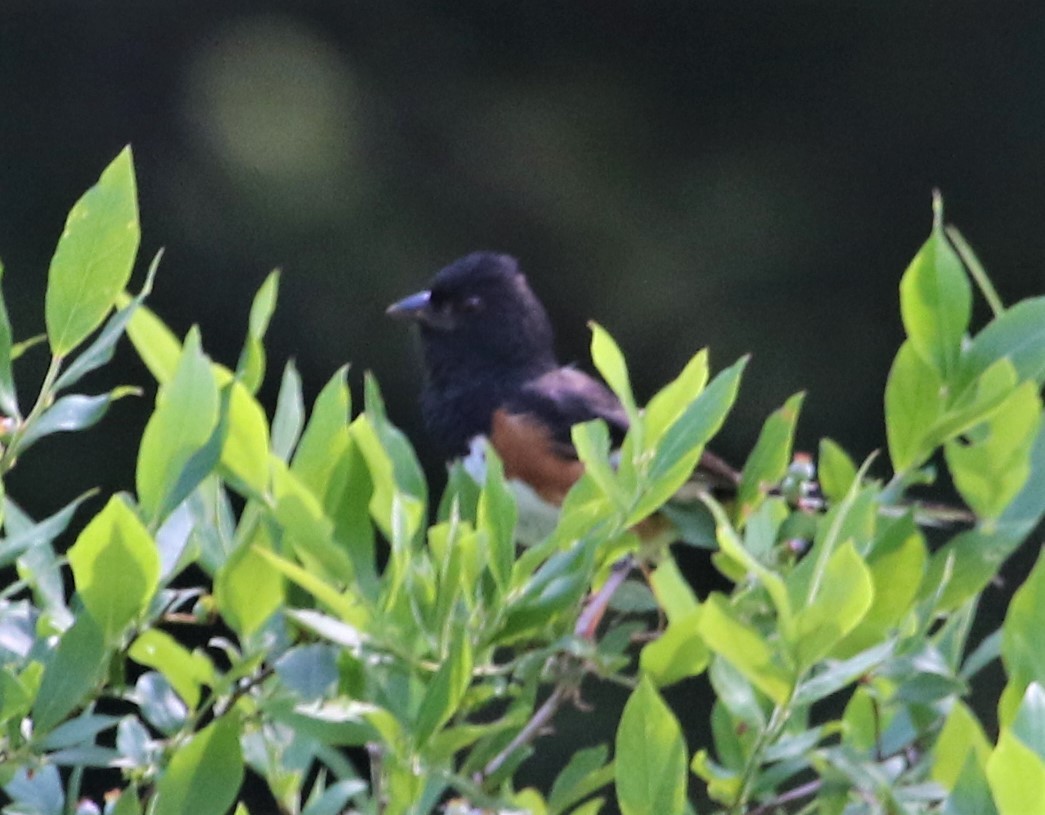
{"left": 386, "top": 290, "right": 432, "bottom": 321}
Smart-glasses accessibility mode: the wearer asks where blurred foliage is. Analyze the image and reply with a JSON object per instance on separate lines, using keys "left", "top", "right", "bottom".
{"left": 0, "top": 145, "right": 1042, "bottom": 814}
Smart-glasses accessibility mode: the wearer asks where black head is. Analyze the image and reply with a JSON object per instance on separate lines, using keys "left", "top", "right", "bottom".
{"left": 387, "top": 252, "right": 558, "bottom": 387}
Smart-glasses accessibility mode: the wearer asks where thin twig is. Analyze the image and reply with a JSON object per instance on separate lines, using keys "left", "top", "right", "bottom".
{"left": 479, "top": 555, "right": 637, "bottom": 781}
{"left": 481, "top": 683, "right": 571, "bottom": 779}
{"left": 745, "top": 779, "right": 822, "bottom": 815}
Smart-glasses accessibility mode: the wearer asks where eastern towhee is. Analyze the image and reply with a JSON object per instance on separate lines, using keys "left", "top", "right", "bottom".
{"left": 387, "top": 252, "right": 738, "bottom": 541}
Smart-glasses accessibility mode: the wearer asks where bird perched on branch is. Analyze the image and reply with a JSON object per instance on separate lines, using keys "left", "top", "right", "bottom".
{"left": 387, "top": 252, "right": 738, "bottom": 540}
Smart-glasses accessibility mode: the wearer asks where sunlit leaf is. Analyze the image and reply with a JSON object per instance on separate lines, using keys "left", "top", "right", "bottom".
{"left": 151, "top": 717, "right": 244, "bottom": 815}
{"left": 736, "top": 392, "right": 804, "bottom": 521}
{"left": 128, "top": 629, "right": 215, "bottom": 710}
{"left": 46, "top": 146, "right": 140, "bottom": 356}
{"left": 67, "top": 496, "right": 160, "bottom": 642}
{"left": 899, "top": 200, "right": 971, "bottom": 381}
{"left": 885, "top": 340, "right": 944, "bottom": 473}
{"left": 615, "top": 676, "right": 687, "bottom": 815}
{"left": 136, "top": 329, "right": 220, "bottom": 524}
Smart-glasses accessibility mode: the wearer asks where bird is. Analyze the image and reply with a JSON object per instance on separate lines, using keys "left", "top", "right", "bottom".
{"left": 386, "top": 252, "right": 739, "bottom": 543}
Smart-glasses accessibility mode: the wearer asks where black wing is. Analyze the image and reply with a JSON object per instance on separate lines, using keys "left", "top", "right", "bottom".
{"left": 504, "top": 366, "right": 630, "bottom": 457}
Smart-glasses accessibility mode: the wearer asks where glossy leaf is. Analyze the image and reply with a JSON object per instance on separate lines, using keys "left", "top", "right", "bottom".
{"left": 1000, "top": 551, "right": 1045, "bottom": 726}
{"left": 236, "top": 269, "right": 279, "bottom": 393}
{"left": 640, "top": 607, "right": 708, "bottom": 687}
{"left": 791, "top": 541, "right": 873, "bottom": 669}
{"left": 945, "top": 381, "right": 1041, "bottom": 519}
{"left": 122, "top": 301, "right": 182, "bottom": 385}
{"left": 214, "top": 534, "right": 285, "bottom": 637}
{"left": 46, "top": 146, "right": 140, "bottom": 356}
{"left": 291, "top": 366, "right": 350, "bottom": 492}
{"left": 885, "top": 340, "right": 944, "bottom": 473}
{"left": 644, "top": 348, "right": 709, "bottom": 446}
{"left": 415, "top": 628, "right": 473, "bottom": 745}
{"left": 590, "top": 322, "right": 638, "bottom": 422}
{"left": 128, "top": 629, "right": 215, "bottom": 709}
{"left": 151, "top": 716, "right": 244, "bottom": 815}
{"left": 219, "top": 380, "right": 271, "bottom": 498}
{"left": 136, "top": 329, "right": 220, "bottom": 523}
{"left": 833, "top": 514, "right": 927, "bottom": 658}
{"left": 962, "top": 295, "right": 1045, "bottom": 388}
{"left": 898, "top": 201, "right": 971, "bottom": 381}
{"left": 736, "top": 392, "right": 804, "bottom": 520}
{"left": 477, "top": 442, "right": 517, "bottom": 591}
{"left": 818, "top": 437, "right": 857, "bottom": 503}
{"left": 54, "top": 248, "right": 161, "bottom": 394}
{"left": 66, "top": 496, "right": 160, "bottom": 642}
{"left": 932, "top": 701, "right": 992, "bottom": 789}
{"left": 615, "top": 676, "right": 687, "bottom": 815}
{"left": 32, "top": 613, "right": 108, "bottom": 733}
{"left": 0, "top": 490, "right": 92, "bottom": 569}
{"left": 16, "top": 387, "right": 138, "bottom": 454}
{"left": 629, "top": 355, "right": 746, "bottom": 523}
{"left": 698, "top": 593, "right": 793, "bottom": 704}
{"left": 548, "top": 745, "right": 614, "bottom": 815}
{"left": 271, "top": 361, "right": 305, "bottom": 462}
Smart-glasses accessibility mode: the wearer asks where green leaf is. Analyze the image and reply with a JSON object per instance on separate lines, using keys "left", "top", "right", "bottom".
{"left": 32, "top": 613, "right": 108, "bottom": 733}
{"left": 704, "top": 496, "right": 794, "bottom": 638}
{"left": 271, "top": 361, "right": 305, "bottom": 461}
{"left": 986, "top": 727, "right": 1045, "bottom": 815}
{"left": 615, "top": 676, "right": 688, "bottom": 815}
{"left": 548, "top": 745, "right": 614, "bottom": 815}
{"left": 236, "top": 270, "right": 279, "bottom": 393}
{"left": 572, "top": 420, "right": 626, "bottom": 510}
{"left": 644, "top": 349, "right": 709, "bottom": 446}
{"left": 697, "top": 593, "right": 793, "bottom": 704}
{"left": 941, "top": 753, "right": 998, "bottom": 815}
{"left": 414, "top": 629, "right": 473, "bottom": 746}
{"left": 16, "top": 388, "right": 138, "bottom": 455}
{"left": 736, "top": 392, "right": 804, "bottom": 521}
{"left": 885, "top": 340, "right": 944, "bottom": 473}
{"left": 791, "top": 541, "right": 873, "bottom": 669}
{"left": 899, "top": 200, "right": 972, "bottom": 381}
{"left": 640, "top": 607, "right": 709, "bottom": 687}
{"left": 214, "top": 534, "right": 285, "bottom": 637}
{"left": 136, "top": 329, "right": 220, "bottom": 524}
{"left": 46, "top": 146, "right": 140, "bottom": 356}
{"left": 932, "top": 701, "right": 992, "bottom": 790}
{"left": 945, "top": 382, "right": 1041, "bottom": 519}
{"left": 66, "top": 496, "right": 160, "bottom": 642}
{"left": 590, "top": 322, "right": 638, "bottom": 422}
{"left": 151, "top": 717, "right": 244, "bottom": 815}
{"left": 0, "top": 261, "right": 19, "bottom": 417}
{"left": 477, "top": 442, "right": 517, "bottom": 592}
{"left": 54, "top": 248, "right": 161, "bottom": 394}
{"left": 0, "top": 491, "right": 92, "bottom": 570}
{"left": 123, "top": 301, "right": 182, "bottom": 385}
{"left": 128, "top": 629, "right": 215, "bottom": 710}
{"left": 292, "top": 366, "right": 350, "bottom": 492}
{"left": 270, "top": 462, "right": 355, "bottom": 585}
{"left": 253, "top": 546, "right": 363, "bottom": 625}
{"left": 1000, "top": 550, "right": 1045, "bottom": 726}
{"left": 832, "top": 514, "right": 927, "bottom": 658}
{"left": 219, "top": 381, "right": 271, "bottom": 498}
{"left": 818, "top": 438, "right": 857, "bottom": 504}
{"left": 629, "top": 356, "right": 747, "bottom": 524}
{"left": 649, "top": 557, "right": 699, "bottom": 621}
{"left": 962, "top": 295, "right": 1045, "bottom": 388}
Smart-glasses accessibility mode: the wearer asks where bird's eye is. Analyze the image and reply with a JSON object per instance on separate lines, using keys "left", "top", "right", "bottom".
{"left": 461, "top": 295, "right": 484, "bottom": 314}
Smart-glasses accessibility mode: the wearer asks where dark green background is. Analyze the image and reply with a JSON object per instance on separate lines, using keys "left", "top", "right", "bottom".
{"left": 1, "top": 2, "right": 1042, "bottom": 807}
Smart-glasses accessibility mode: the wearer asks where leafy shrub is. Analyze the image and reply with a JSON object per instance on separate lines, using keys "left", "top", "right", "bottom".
{"left": 0, "top": 149, "right": 1042, "bottom": 815}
